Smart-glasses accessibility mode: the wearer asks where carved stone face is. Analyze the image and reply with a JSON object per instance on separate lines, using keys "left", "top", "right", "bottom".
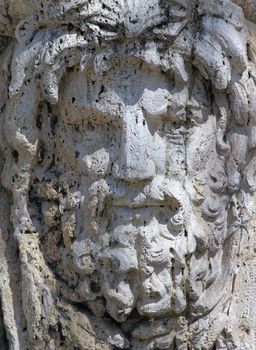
{"left": 3, "top": 0, "right": 255, "bottom": 348}
{"left": 40, "top": 52, "right": 226, "bottom": 335}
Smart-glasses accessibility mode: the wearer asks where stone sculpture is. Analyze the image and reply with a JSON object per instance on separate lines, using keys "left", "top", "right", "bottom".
{"left": 1, "top": 0, "right": 256, "bottom": 349}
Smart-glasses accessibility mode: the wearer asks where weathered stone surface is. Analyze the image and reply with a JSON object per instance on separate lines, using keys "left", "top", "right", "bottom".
{"left": 1, "top": 1, "right": 256, "bottom": 349}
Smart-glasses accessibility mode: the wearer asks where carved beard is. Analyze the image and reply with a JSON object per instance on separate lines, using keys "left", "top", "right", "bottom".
{"left": 82, "top": 188, "right": 190, "bottom": 350}
{"left": 29, "top": 165, "right": 233, "bottom": 349}
{"left": 27, "top": 99, "right": 236, "bottom": 349}
{"left": 30, "top": 171, "right": 187, "bottom": 334}
{"left": 70, "top": 176, "right": 189, "bottom": 318}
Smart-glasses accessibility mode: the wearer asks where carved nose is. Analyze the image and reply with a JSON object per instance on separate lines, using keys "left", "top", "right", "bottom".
{"left": 113, "top": 107, "right": 156, "bottom": 181}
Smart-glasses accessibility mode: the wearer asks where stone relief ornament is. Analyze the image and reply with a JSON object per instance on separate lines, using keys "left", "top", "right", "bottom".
{"left": 1, "top": 0, "right": 256, "bottom": 349}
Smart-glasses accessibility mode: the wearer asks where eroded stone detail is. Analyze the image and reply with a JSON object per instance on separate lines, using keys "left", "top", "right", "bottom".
{"left": 1, "top": 1, "right": 256, "bottom": 349}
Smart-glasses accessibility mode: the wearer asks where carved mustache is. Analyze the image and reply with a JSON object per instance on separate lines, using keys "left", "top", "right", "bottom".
{"left": 82, "top": 176, "right": 184, "bottom": 213}
{"left": 72, "top": 176, "right": 187, "bottom": 240}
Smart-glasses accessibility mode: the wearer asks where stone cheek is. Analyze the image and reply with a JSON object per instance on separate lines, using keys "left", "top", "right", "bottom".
{"left": 0, "top": 1, "right": 256, "bottom": 350}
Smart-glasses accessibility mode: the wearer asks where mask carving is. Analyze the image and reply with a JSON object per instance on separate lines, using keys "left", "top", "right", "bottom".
{"left": 0, "top": 1, "right": 256, "bottom": 349}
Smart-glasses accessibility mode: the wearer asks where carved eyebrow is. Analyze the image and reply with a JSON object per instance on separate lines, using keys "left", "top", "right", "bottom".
{"left": 79, "top": 10, "right": 169, "bottom": 42}
{"left": 85, "top": 0, "right": 169, "bottom": 34}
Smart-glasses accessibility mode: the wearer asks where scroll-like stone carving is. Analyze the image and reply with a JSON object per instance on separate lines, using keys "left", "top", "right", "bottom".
{"left": 1, "top": 1, "right": 256, "bottom": 349}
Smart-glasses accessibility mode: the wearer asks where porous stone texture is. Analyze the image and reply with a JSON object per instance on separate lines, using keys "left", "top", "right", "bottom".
{"left": 1, "top": 1, "right": 256, "bottom": 349}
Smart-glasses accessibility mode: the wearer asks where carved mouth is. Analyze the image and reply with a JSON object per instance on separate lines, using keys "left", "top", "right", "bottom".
{"left": 112, "top": 193, "right": 180, "bottom": 210}
{"left": 112, "top": 198, "right": 169, "bottom": 208}
{"left": 109, "top": 175, "right": 182, "bottom": 210}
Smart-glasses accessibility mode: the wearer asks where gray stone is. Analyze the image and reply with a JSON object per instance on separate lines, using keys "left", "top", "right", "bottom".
{"left": 0, "top": 1, "right": 256, "bottom": 349}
